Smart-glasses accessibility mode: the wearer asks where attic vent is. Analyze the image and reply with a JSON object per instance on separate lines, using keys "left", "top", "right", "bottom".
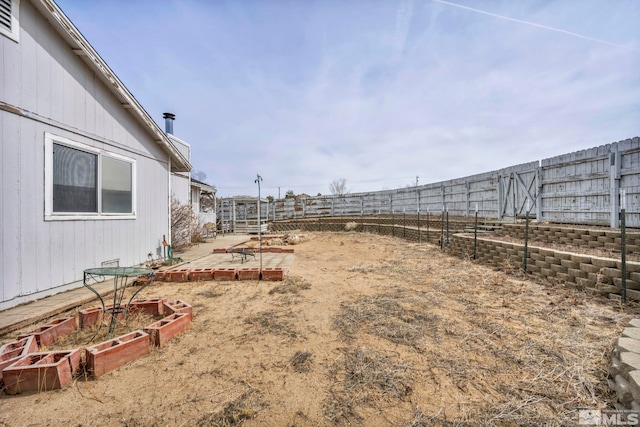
{"left": 0, "top": 0, "right": 11, "bottom": 32}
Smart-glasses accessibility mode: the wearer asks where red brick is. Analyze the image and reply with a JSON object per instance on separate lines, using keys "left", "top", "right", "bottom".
{"left": 79, "top": 306, "right": 104, "bottom": 329}
{"left": 144, "top": 313, "right": 191, "bottom": 347}
{"left": 0, "top": 336, "right": 38, "bottom": 381}
{"left": 261, "top": 268, "right": 284, "bottom": 281}
{"left": 213, "top": 268, "right": 237, "bottom": 281}
{"left": 164, "top": 300, "right": 193, "bottom": 320}
{"left": 213, "top": 248, "right": 228, "bottom": 254}
{"left": 165, "top": 268, "right": 190, "bottom": 282}
{"left": 85, "top": 330, "right": 150, "bottom": 378}
{"left": 128, "top": 298, "right": 166, "bottom": 316}
{"left": 281, "top": 248, "right": 295, "bottom": 253}
{"left": 2, "top": 349, "right": 81, "bottom": 394}
{"left": 269, "top": 247, "right": 282, "bottom": 253}
{"left": 238, "top": 268, "right": 261, "bottom": 281}
{"left": 18, "top": 317, "right": 77, "bottom": 349}
{"left": 153, "top": 271, "right": 167, "bottom": 281}
{"left": 188, "top": 268, "right": 215, "bottom": 281}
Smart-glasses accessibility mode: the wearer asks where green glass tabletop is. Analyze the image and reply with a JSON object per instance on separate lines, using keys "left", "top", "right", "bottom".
{"left": 84, "top": 267, "right": 153, "bottom": 276}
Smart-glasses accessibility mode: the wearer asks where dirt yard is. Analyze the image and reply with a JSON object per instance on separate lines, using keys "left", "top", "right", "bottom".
{"left": 1, "top": 231, "right": 638, "bottom": 426}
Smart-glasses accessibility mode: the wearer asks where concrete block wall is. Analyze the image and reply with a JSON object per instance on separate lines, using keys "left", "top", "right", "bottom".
{"left": 448, "top": 234, "right": 640, "bottom": 301}
{"left": 270, "top": 218, "right": 640, "bottom": 301}
{"left": 610, "top": 319, "right": 640, "bottom": 411}
{"left": 501, "top": 223, "right": 640, "bottom": 256}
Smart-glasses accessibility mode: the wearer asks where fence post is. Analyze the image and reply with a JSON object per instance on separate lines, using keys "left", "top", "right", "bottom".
{"left": 473, "top": 203, "right": 478, "bottom": 260}
{"left": 621, "top": 189, "right": 627, "bottom": 303}
{"left": 610, "top": 146, "right": 621, "bottom": 228}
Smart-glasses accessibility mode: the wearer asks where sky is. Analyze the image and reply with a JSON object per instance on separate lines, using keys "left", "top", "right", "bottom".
{"left": 56, "top": 0, "right": 640, "bottom": 198}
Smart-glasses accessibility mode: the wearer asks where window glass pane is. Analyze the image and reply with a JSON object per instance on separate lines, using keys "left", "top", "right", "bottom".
{"left": 53, "top": 143, "right": 97, "bottom": 212}
{"left": 102, "top": 156, "right": 132, "bottom": 213}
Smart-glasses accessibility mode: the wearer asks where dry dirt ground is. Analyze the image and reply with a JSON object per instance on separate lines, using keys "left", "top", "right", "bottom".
{"left": 1, "top": 232, "right": 639, "bottom": 426}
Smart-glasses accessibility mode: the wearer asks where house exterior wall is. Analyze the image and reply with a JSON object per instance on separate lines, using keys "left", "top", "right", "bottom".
{"left": 0, "top": 1, "right": 172, "bottom": 309}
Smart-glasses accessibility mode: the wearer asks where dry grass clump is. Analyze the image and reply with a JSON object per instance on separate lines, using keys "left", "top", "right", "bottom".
{"left": 268, "top": 275, "right": 312, "bottom": 295}
{"left": 44, "top": 309, "right": 156, "bottom": 351}
{"left": 196, "top": 388, "right": 265, "bottom": 427}
{"left": 290, "top": 351, "right": 314, "bottom": 372}
{"left": 196, "top": 286, "right": 224, "bottom": 298}
{"left": 345, "top": 222, "right": 359, "bottom": 231}
{"left": 244, "top": 310, "right": 299, "bottom": 338}
{"left": 333, "top": 291, "right": 439, "bottom": 351}
{"left": 324, "top": 347, "right": 412, "bottom": 424}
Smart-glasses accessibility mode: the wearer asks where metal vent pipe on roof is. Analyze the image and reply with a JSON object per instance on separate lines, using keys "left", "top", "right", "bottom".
{"left": 163, "top": 112, "right": 175, "bottom": 134}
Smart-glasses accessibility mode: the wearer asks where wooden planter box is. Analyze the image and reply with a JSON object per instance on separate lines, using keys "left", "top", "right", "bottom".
{"left": 0, "top": 336, "right": 38, "bottom": 381}
{"left": 261, "top": 268, "right": 285, "bottom": 281}
{"left": 128, "top": 298, "right": 166, "bottom": 316}
{"left": 144, "top": 313, "right": 191, "bottom": 347}
{"left": 2, "top": 349, "right": 81, "bottom": 394}
{"left": 18, "top": 317, "right": 77, "bottom": 348}
{"left": 85, "top": 330, "right": 150, "bottom": 378}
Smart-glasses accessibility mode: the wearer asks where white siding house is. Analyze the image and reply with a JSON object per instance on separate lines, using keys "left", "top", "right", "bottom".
{"left": 0, "top": 0, "right": 191, "bottom": 310}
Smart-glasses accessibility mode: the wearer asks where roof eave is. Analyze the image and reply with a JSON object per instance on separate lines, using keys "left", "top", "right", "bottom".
{"left": 34, "top": 0, "right": 191, "bottom": 173}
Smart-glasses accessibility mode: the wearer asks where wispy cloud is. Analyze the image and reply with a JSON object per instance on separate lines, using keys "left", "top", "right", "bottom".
{"left": 432, "top": 0, "right": 639, "bottom": 52}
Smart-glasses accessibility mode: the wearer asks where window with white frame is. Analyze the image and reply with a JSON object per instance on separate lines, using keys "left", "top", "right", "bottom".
{"left": 45, "top": 133, "right": 136, "bottom": 220}
{"left": 0, "top": 0, "right": 20, "bottom": 42}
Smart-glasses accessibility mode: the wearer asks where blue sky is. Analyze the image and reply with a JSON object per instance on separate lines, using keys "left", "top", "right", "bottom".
{"left": 56, "top": 0, "right": 640, "bottom": 198}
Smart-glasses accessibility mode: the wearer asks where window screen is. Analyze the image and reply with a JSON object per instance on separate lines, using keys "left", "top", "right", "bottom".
{"left": 102, "top": 156, "right": 133, "bottom": 213}
{"left": 52, "top": 143, "right": 98, "bottom": 212}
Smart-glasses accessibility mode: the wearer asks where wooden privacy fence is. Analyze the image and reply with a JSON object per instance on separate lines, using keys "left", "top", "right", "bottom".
{"left": 234, "top": 137, "right": 640, "bottom": 228}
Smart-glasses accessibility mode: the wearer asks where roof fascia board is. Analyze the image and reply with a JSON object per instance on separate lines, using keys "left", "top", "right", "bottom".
{"left": 35, "top": 0, "right": 191, "bottom": 172}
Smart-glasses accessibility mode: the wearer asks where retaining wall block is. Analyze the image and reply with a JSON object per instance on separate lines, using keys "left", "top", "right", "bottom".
{"left": 165, "top": 269, "right": 190, "bottom": 282}
{"left": 0, "top": 336, "right": 38, "bottom": 381}
{"left": 628, "top": 370, "right": 640, "bottom": 403}
{"left": 2, "top": 349, "right": 81, "bottom": 394}
{"left": 621, "top": 262, "right": 640, "bottom": 273}
{"left": 238, "top": 268, "right": 261, "bottom": 281}
{"left": 164, "top": 300, "right": 193, "bottom": 320}
{"left": 144, "top": 313, "right": 191, "bottom": 347}
{"left": 128, "top": 298, "right": 166, "bottom": 316}
{"left": 85, "top": 330, "right": 150, "bottom": 378}
{"left": 188, "top": 268, "right": 215, "bottom": 281}
{"left": 261, "top": 268, "right": 285, "bottom": 281}
{"left": 18, "top": 317, "right": 77, "bottom": 349}
{"left": 620, "top": 352, "right": 640, "bottom": 377}
{"left": 214, "top": 268, "right": 238, "bottom": 281}
{"left": 79, "top": 306, "right": 104, "bottom": 329}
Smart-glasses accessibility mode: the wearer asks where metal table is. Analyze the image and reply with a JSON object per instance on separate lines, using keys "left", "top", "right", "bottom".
{"left": 83, "top": 267, "right": 154, "bottom": 338}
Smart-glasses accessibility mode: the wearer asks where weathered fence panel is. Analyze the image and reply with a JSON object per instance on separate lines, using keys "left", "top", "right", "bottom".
{"left": 223, "top": 136, "right": 640, "bottom": 229}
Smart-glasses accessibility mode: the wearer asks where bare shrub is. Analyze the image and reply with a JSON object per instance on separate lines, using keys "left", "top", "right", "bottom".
{"left": 171, "top": 197, "right": 201, "bottom": 250}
